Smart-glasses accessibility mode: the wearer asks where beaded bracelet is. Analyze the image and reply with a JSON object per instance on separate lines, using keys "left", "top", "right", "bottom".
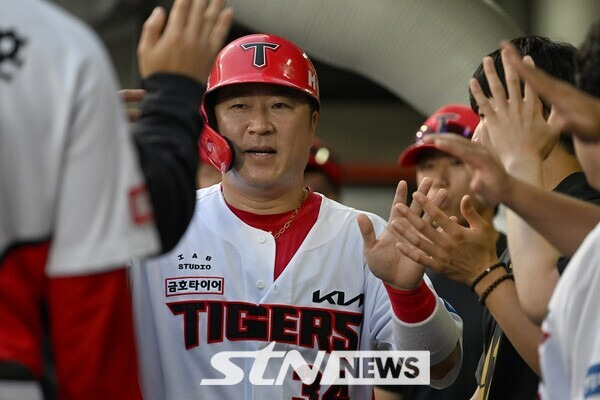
{"left": 470, "top": 261, "right": 506, "bottom": 292}
{"left": 479, "top": 273, "right": 514, "bottom": 305}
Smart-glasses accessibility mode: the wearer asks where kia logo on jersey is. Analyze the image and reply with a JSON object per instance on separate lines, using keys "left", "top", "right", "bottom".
{"left": 241, "top": 42, "right": 279, "bottom": 68}
{"left": 312, "top": 290, "right": 364, "bottom": 307}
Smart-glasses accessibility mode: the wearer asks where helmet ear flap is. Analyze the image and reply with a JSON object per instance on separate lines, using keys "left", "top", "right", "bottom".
{"left": 199, "top": 124, "right": 234, "bottom": 172}
{"left": 199, "top": 93, "right": 233, "bottom": 172}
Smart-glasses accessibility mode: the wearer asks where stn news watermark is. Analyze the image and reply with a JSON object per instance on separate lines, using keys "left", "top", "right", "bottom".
{"left": 201, "top": 342, "right": 430, "bottom": 386}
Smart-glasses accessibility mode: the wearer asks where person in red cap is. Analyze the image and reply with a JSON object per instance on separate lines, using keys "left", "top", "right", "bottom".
{"left": 304, "top": 139, "right": 343, "bottom": 200}
{"left": 377, "top": 104, "right": 506, "bottom": 400}
{"left": 398, "top": 104, "right": 493, "bottom": 227}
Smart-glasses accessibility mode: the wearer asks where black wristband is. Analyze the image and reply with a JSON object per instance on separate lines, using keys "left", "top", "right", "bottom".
{"left": 479, "top": 273, "right": 514, "bottom": 305}
{"left": 470, "top": 261, "right": 505, "bottom": 292}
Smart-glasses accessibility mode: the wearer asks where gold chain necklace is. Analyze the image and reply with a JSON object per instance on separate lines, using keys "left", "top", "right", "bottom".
{"left": 273, "top": 188, "right": 308, "bottom": 239}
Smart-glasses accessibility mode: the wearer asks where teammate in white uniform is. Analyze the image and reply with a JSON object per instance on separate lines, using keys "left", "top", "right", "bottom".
{"left": 131, "top": 33, "right": 463, "bottom": 399}
{"left": 0, "top": 0, "right": 232, "bottom": 398}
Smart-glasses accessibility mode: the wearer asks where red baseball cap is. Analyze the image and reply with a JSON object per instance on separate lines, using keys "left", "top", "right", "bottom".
{"left": 306, "top": 139, "right": 342, "bottom": 187}
{"left": 397, "top": 104, "right": 480, "bottom": 168}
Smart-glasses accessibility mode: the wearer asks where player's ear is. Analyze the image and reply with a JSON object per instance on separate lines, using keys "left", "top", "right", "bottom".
{"left": 311, "top": 110, "right": 319, "bottom": 132}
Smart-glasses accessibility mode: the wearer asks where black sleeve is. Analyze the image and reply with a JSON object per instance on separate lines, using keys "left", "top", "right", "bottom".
{"left": 553, "top": 172, "right": 600, "bottom": 275}
{"left": 132, "top": 73, "right": 204, "bottom": 253}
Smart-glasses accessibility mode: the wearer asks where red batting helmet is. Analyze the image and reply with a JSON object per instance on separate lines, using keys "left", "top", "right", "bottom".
{"left": 199, "top": 33, "right": 320, "bottom": 172}
{"left": 397, "top": 104, "right": 480, "bottom": 168}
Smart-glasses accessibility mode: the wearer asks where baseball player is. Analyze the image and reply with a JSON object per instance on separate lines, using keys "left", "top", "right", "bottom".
{"left": 130, "top": 33, "right": 463, "bottom": 399}
{"left": 0, "top": 0, "right": 232, "bottom": 398}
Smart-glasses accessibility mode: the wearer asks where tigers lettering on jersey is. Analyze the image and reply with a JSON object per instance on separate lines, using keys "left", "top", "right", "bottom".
{"left": 167, "top": 300, "right": 363, "bottom": 352}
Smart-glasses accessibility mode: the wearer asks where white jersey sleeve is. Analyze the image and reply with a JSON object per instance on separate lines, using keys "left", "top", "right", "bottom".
{"left": 0, "top": 0, "right": 159, "bottom": 276}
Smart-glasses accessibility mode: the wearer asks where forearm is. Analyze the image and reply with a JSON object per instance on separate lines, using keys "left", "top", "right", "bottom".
{"left": 473, "top": 268, "right": 542, "bottom": 375}
{"left": 386, "top": 282, "right": 462, "bottom": 385}
{"left": 504, "top": 177, "right": 600, "bottom": 257}
{"left": 507, "top": 210, "right": 560, "bottom": 324}
{"left": 133, "top": 73, "right": 204, "bottom": 253}
{"left": 503, "top": 159, "right": 561, "bottom": 323}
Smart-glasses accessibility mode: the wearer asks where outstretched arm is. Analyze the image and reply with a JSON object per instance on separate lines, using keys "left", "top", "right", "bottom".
{"left": 133, "top": 0, "right": 233, "bottom": 252}
{"left": 469, "top": 51, "right": 562, "bottom": 324}
{"left": 503, "top": 180, "right": 600, "bottom": 258}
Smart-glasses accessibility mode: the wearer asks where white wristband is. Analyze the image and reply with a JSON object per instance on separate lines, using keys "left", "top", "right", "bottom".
{"left": 392, "top": 296, "right": 461, "bottom": 365}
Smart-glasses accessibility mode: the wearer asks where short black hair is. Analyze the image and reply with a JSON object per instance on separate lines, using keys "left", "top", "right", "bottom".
{"left": 575, "top": 21, "right": 600, "bottom": 97}
{"left": 469, "top": 36, "right": 577, "bottom": 153}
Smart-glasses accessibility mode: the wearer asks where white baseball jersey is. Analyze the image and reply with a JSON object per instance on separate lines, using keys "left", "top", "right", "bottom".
{"left": 0, "top": 0, "right": 159, "bottom": 276}
{"left": 539, "top": 222, "right": 600, "bottom": 400}
{"left": 131, "top": 184, "right": 462, "bottom": 399}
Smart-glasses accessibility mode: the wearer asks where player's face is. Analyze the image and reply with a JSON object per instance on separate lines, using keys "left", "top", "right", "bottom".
{"left": 416, "top": 151, "right": 473, "bottom": 226}
{"left": 214, "top": 83, "right": 318, "bottom": 191}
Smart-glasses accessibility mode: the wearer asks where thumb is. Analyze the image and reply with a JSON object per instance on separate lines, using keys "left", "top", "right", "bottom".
{"left": 357, "top": 214, "right": 376, "bottom": 252}
{"left": 460, "top": 195, "right": 485, "bottom": 229}
{"left": 139, "top": 7, "right": 166, "bottom": 52}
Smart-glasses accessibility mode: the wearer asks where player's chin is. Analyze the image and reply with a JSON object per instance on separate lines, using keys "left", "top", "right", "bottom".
{"left": 240, "top": 170, "right": 280, "bottom": 188}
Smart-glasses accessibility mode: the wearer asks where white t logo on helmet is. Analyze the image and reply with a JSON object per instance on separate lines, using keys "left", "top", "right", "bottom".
{"left": 240, "top": 42, "right": 279, "bottom": 68}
